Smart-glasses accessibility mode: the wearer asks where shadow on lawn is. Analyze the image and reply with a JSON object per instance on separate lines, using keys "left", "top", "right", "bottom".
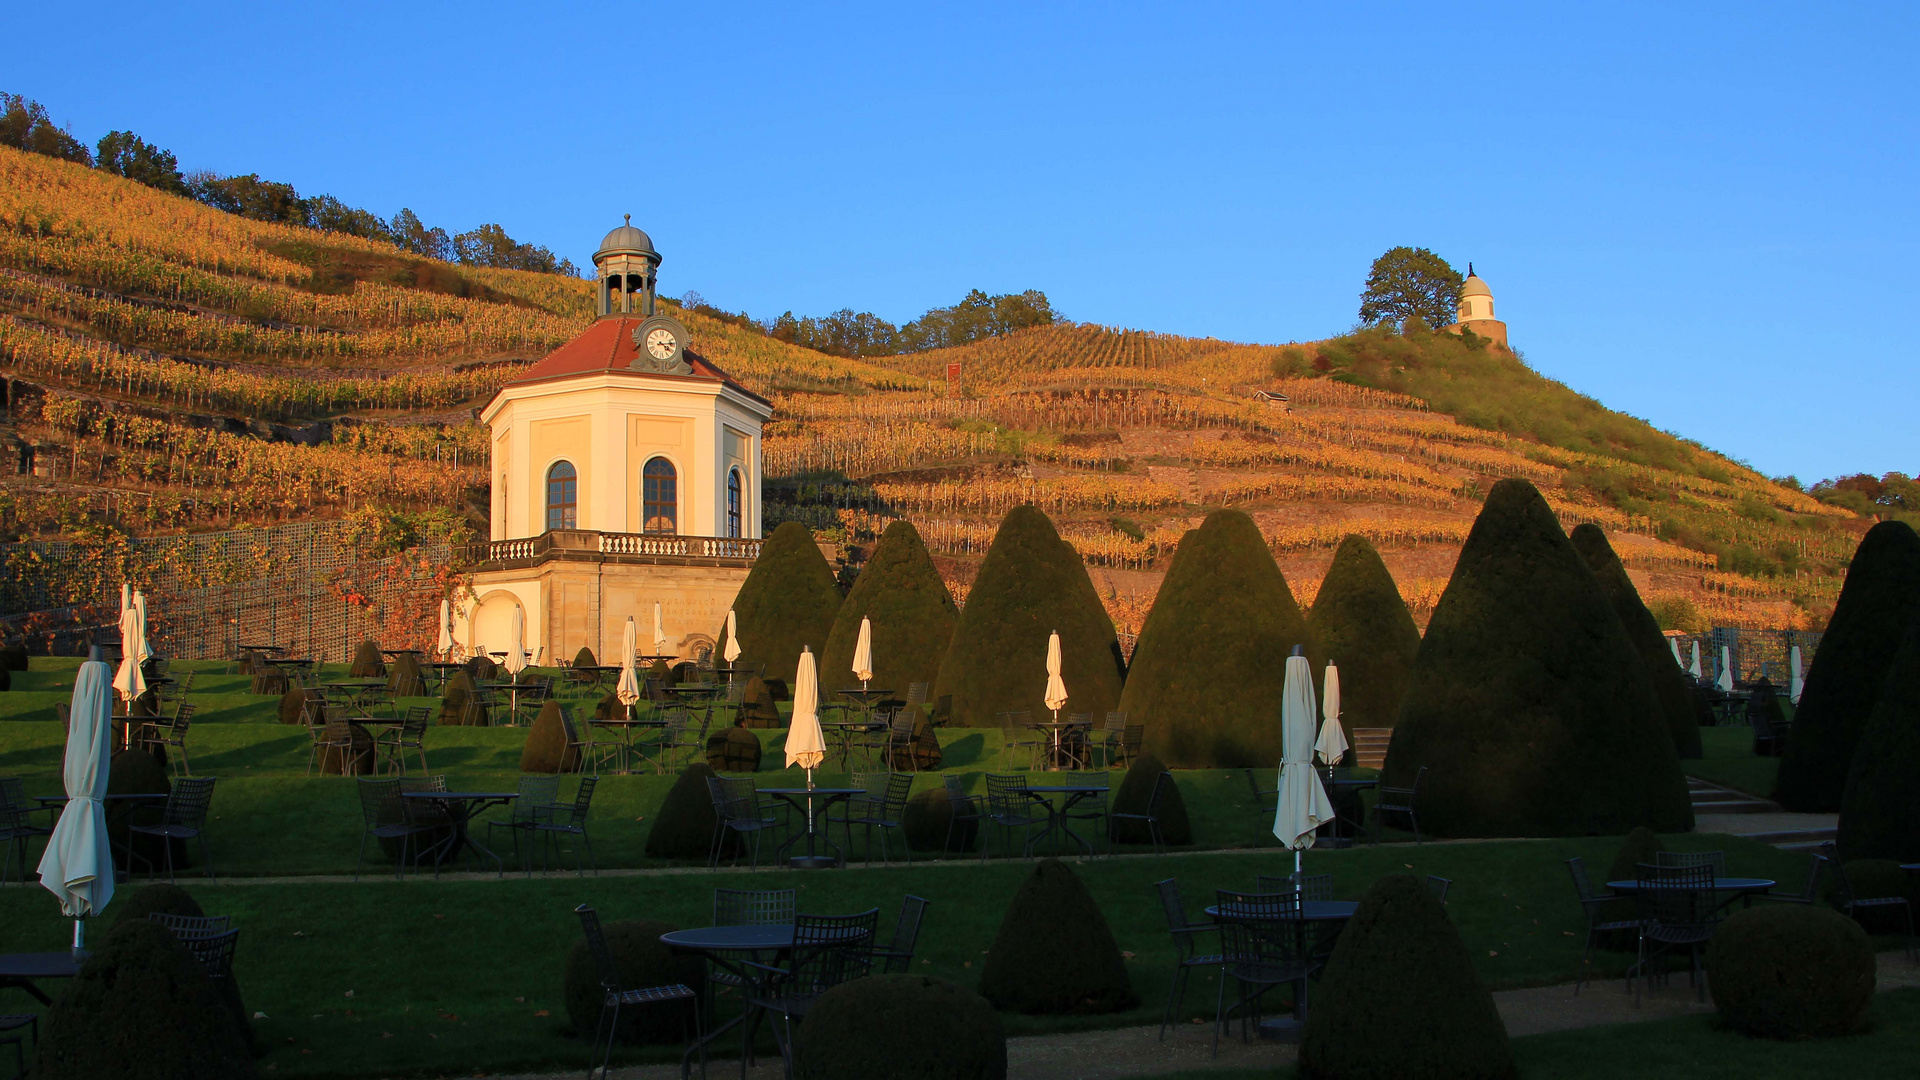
{"left": 940, "top": 733, "right": 987, "bottom": 769}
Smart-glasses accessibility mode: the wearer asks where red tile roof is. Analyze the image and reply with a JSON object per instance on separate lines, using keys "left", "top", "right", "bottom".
{"left": 507, "top": 317, "right": 768, "bottom": 407}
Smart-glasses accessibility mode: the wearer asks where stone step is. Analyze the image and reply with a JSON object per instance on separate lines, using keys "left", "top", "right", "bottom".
{"left": 1741, "top": 827, "right": 1837, "bottom": 849}
{"left": 1349, "top": 728, "right": 1391, "bottom": 770}
{"left": 1691, "top": 796, "right": 1776, "bottom": 814}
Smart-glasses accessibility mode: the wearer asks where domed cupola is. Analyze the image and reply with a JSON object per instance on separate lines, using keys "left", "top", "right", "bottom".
{"left": 594, "top": 214, "right": 663, "bottom": 317}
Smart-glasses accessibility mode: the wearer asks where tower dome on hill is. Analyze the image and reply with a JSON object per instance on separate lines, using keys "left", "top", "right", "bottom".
{"left": 1446, "top": 262, "right": 1508, "bottom": 348}
{"left": 596, "top": 215, "right": 657, "bottom": 259}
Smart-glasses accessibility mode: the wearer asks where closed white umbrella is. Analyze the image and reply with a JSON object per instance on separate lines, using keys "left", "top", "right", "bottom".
{"left": 652, "top": 602, "right": 669, "bottom": 657}
{"left": 1044, "top": 630, "right": 1069, "bottom": 719}
{"left": 112, "top": 594, "right": 146, "bottom": 704}
{"left": 1688, "top": 641, "right": 1703, "bottom": 680}
{"left": 1273, "top": 649, "right": 1335, "bottom": 872}
{"left": 1668, "top": 637, "right": 1683, "bottom": 667}
{"left": 1789, "top": 644, "right": 1804, "bottom": 704}
{"left": 786, "top": 648, "right": 825, "bottom": 782}
{"left": 615, "top": 617, "right": 641, "bottom": 706}
{"left": 723, "top": 609, "right": 741, "bottom": 664}
{"left": 133, "top": 591, "right": 152, "bottom": 662}
{"left": 437, "top": 598, "right": 454, "bottom": 659}
{"left": 505, "top": 606, "right": 527, "bottom": 675}
{"left": 852, "top": 617, "right": 874, "bottom": 688}
{"left": 1716, "top": 645, "right": 1735, "bottom": 692}
{"left": 1315, "top": 662, "right": 1349, "bottom": 766}
{"left": 40, "top": 658, "right": 116, "bottom": 947}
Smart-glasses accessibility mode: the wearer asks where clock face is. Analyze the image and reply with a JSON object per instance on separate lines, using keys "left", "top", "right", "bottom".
{"left": 645, "top": 328, "right": 677, "bottom": 359}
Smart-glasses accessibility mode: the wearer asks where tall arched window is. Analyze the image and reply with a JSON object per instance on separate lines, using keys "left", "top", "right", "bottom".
{"left": 643, "top": 457, "right": 677, "bottom": 534}
{"left": 545, "top": 461, "right": 577, "bottom": 530}
{"left": 726, "top": 468, "right": 743, "bottom": 538}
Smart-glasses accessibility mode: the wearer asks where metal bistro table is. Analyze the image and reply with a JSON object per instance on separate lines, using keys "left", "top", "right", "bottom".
{"left": 422, "top": 661, "right": 465, "bottom": 691}
{"left": 1205, "top": 900, "right": 1360, "bottom": 1041}
{"left": 1029, "top": 720, "right": 1091, "bottom": 770}
{"left": 591, "top": 715, "right": 668, "bottom": 773}
{"left": 324, "top": 679, "right": 390, "bottom": 719}
{"left": 1320, "top": 772, "right": 1378, "bottom": 844}
{"left": 660, "top": 924, "right": 796, "bottom": 1071}
{"left": 1606, "top": 877, "right": 1777, "bottom": 913}
{"left": 0, "top": 951, "right": 88, "bottom": 1005}
{"left": 1024, "top": 784, "right": 1109, "bottom": 856}
{"left": 400, "top": 790, "right": 517, "bottom": 876}
{"left": 762, "top": 787, "right": 865, "bottom": 869}
{"left": 821, "top": 718, "right": 885, "bottom": 772}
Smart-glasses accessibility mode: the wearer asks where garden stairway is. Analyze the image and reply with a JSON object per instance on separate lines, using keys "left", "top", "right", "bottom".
{"left": 1686, "top": 776, "right": 1837, "bottom": 852}
{"left": 1350, "top": 727, "right": 1392, "bottom": 770}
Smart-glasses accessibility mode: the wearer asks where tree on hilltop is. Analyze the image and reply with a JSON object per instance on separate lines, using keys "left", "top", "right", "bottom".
{"left": 95, "top": 131, "right": 187, "bottom": 194}
{"left": 0, "top": 92, "right": 92, "bottom": 165}
{"left": 1359, "top": 247, "right": 1463, "bottom": 331}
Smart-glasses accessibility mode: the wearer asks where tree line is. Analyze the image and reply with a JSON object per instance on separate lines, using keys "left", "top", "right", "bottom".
{"left": 1, "top": 92, "right": 575, "bottom": 276}
{"left": 681, "top": 287, "right": 1059, "bottom": 359}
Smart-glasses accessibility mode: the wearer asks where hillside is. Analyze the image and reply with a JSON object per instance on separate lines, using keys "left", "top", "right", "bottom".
{"left": 0, "top": 145, "right": 1861, "bottom": 641}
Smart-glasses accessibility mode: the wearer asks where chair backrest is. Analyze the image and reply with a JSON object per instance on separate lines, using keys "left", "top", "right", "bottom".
{"left": 889, "top": 712, "right": 917, "bottom": 737}
{"left": 399, "top": 774, "right": 448, "bottom": 794}
{"left": 1122, "top": 724, "right": 1145, "bottom": 754}
{"left": 1565, "top": 856, "right": 1599, "bottom": 904}
{"left": 789, "top": 909, "right": 879, "bottom": 992}
{"left": 1214, "top": 888, "right": 1302, "bottom": 922}
{"left": 984, "top": 773, "right": 1030, "bottom": 815}
{"left": 301, "top": 688, "right": 327, "bottom": 726}
{"left": 714, "top": 887, "right": 797, "bottom": 926}
{"left": 170, "top": 703, "right": 195, "bottom": 734}
{"left": 513, "top": 774, "right": 562, "bottom": 822}
{"left": 1153, "top": 879, "right": 1195, "bottom": 941}
{"left": 0, "top": 776, "right": 25, "bottom": 813}
{"left": 181, "top": 927, "right": 240, "bottom": 981}
{"left": 56, "top": 702, "right": 71, "bottom": 733}
{"left": 905, "top": 683, "right": 928, "bottom": 706}
{"left": 1258, "top": 873, "right": 1331, "bottom": 901}
{"left": 1426, "top": 875, "right": 1452, "bottom": 902}
{"left": 880, "top": 772, "right": 914, "bottom": 816}
{"left": 941, "top": 774, "right": 977, "bottom": 814}
{"left": 561, "top": 776, "right": 598, "bottom": 823}
{"left": 1654, "top": 850, "right": 1726, "bottom": 876}
{"left": 401, "top": 707, "right": 431, "bottom": 739}
{"left": 881, "top": 895, "right": 930, "bottom": 973}
{"left": 707, "top": 776, "right": 758, "bottom": 825}
{"left": 850, "top": 772, "right": 889, "bottom": 802}
{"left": 1793, "top": 853, "right": 1829, "bottom": 903}
{"left": 1634, "top": 863, "right": 1717, "bottom": 926}
{"left": 1380, "top": 765, "right": 1427, "bottom": 802}
{"left": 147, "top": 912, "right": 232, "bottom": 939}
{"left": 356, "top": 777, "right": 403, "bottom": 826}
{"left": 997, "top": 710, "right": 1031, "bottom": 729}
{"left": 1102, "top": 711, "right": 1128, "bottom": 733}
{"left": 1144, "top": 771, "right": 1175, "bottom": 816}
{"left": 574, "top": 905, "right": 624, "bottom": 992}
{"left": 558, "top": 708, "right": 583, "bottom": 747}
{"left": 164, "top": 777, "right": 217, "bottom": 827}
{"left": 1815, "top": 842, "right": 1860, "bottom": 906}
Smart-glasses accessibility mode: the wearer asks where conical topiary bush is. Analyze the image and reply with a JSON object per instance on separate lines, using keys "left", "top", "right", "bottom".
{"left": 934, "top": 506, "right": 1123, "bottom": 728}
{"left": 520, "top": 700, "right": 581, "bottom": 774}
{"left": 725, "top": 521, "right": 842, "bottom": 685}
{"left": 645, "top": 763, "right": 732, "bottom": 860}
{"left": 108, "top": 884, "right": 255, "bottom": 1054}
{"left": 1306, "top": 534, "right": 1422, "bottom": 743}
{"left": 1777, "top": 520, "right": 1920, "bottom": 811}
{"left": 821, "top": 520, "right": 959, "bottom": 699}
{"left": 1382, "top": 479, "right": 1692, "bottom": 837}
{"left": 977, "top": 858, "right": 1136, "bottom": 1014}
{"left": 573, "top": 646, "right": 597, "bottom": 668}
{"left": 30, "top": 919, "right": 253, "bottom": 1080}
{"left": 438, "top": 670, "right": 476, "bottom": 726}
{"left": 1571, "top": 524, "right": 1703, "bottom": 759}
{"left": 277, "top": 684, "right": 308, "bottom": 725}
{"left": 737, "top": 675, "right": 783, "bottom": 728}
{"left": 386, "top": 651, "right": 426, "bottom": 697}
{"left": 1126, "top": 508, "right": 1308, "bottom": 767}
{"left": 1107, "top": 751, "right": 1191, "bottom": 846}
{"left": 349, "top": 638, "right": 386, "bottom": 678}
{"left": 1300, "top": 874, "right": 1514, "bottom": 1080}
{"left": 799, "top": 974, "right": 1007, "bottom": 1080}
{"left": 1838, "top": 616, "right": 1920, "bottom": 861}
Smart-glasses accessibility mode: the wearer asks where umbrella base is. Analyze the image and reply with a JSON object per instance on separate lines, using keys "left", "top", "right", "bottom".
{"left": 787, "top": 855, "right": 839, "bottom": 870}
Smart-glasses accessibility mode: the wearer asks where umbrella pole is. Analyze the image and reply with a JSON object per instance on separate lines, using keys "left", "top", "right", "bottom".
{"left": 73, "top": 918, "right": 83, "bottom": 953}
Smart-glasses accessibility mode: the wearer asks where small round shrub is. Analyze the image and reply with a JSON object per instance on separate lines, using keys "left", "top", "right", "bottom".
{"left": 573, "top": 646, "right": 597, "bottom": 668}
{"left": 1107, "top": 751, "right": 1191, "bottom": 846}
{"left": 706, "top": 725, "right": 763, "bottom": 773}
{"left": 520, "top": 701, "right": 580, "bottom": 774}
{"left": 348, "top": 638, "right": 386, "bottom": 678}
{"left": 645, "top": 763, "right": 734, "bottom": 860}
{"left": 737, "top": 676, "right": 783, "bottom": 728}
{"left": 387, "top": 652, "right": 426, "bottom": 697}
{"left": 799, "top": 974, "right": 1006, "bottom": 1080}
{"left": 1708, "top": 904, "right": 1875, "bottom": 1038}
{"left": 560, "top": 918, "right": 704, "bottom": 1044}
{"left": 0, "top": 645, "right": 28, "bottom": 672}
{"left": 903, "top": 787, "right": 976, "bottom": 853}
{"left": 977, "top": 858, "right": 1136, "bottom": 1014}
{"left": 277, "top": 685, "right": 307, "bottom": 725}
{"left": 1301, "top": 875, "right": 1513, "bottom": 1080}
{"left": 30, "top": 919, "right": 252, "bottom": 1080}
{"left": 438, "top": 670, "right": 475, "bottom": 726}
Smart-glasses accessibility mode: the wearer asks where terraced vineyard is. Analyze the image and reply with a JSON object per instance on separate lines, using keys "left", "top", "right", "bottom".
{"left": 0, "top": 144, "right": 1862, "bottom": 642}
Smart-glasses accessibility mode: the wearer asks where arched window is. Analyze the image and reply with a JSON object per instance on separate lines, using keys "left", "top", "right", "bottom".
{"left": 643, "top": 457, "right": 677, "bottom": 534}
{"left": 726, "top": 468, "right": 743, "bottom": 538}
{"left": 545, "top": 461, "right": 577, "bottom": 531}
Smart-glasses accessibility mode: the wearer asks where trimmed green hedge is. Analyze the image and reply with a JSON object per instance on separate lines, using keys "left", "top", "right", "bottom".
{"left": 1305, "top": 534, "right": 1421, "bottom": 741}
{"left": 1777, "top": 520, "right": 1920, "bottom": 811}
{"left": 1127, "top": 508, "right": 1309, "bottom": 767}
{"left": 724, "top": 521, "right": 842, "bottom": 685}
{"left": 799, "top": 974, "right": 1007, "bottom": 1080}
{"left": 822, "top": 520, "right": 959, "bottom": 701}
{"left": 1707, "top": 904, "right": 1875, "bottom": 1038}
{"left": 1301, "top": 874, "right": 1513, "bottom": 1080}
{"left": 1570, "top": 524, "right": 1703, "bottom": 758}
{"left": 1838, "top": 614, "right": 1920, "bottom": 862}
{"left": 30, "top": 919, "right": 253, "bottom": 1080}
{"left": 935, "top": 506, "right": 1123, "bottom": 729}
{"left": 1383, "top": 479, "right": 1693, "bottom": 837}
{"left": 977, "top": 858, "right": 1135, "bottom": 1014}
{"left": 560, "top": 918, "right": 703, "bottom": 1044}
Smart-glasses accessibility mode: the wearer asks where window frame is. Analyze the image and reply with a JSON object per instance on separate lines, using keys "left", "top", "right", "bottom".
{"left": 642, "top": 456, "right": 678, "bottom": 535}
{"left": 545, "top": 460, "right": 578, "bottom": 531}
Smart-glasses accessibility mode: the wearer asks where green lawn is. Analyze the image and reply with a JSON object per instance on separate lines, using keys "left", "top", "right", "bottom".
{"left": 1684, "top": 724, "right": 1782, "bottom": 799}
{"left": 1141, "top": 988, "right": 1920, "bottom": 1080}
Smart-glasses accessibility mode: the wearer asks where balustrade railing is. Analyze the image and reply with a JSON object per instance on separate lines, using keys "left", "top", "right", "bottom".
{"left": 466, "top": 531, "right": 762, "bottom": 565}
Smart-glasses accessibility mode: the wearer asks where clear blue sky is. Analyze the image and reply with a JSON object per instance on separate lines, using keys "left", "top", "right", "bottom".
{"left": 10, "top": 1, "right": 1915, "bottom": 481}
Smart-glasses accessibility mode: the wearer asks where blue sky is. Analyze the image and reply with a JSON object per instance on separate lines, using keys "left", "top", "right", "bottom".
{"left": 10, "top": 1, "right": 1915, "bottom": 481}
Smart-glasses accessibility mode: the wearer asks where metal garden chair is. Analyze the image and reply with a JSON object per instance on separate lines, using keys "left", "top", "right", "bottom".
{"left": 1371, "top": 765, "right": 1426, "bottom": 844}
{"left": 484, "top": 774, "right": 562, "bottom": 875}
{"left": 376, "top": 707, "right": 432, "bottom": 776}
{"left": 873, "top": 894, "right": 931, "bottom": 974}
{"left": 1565, "top": 855, "right": 1642, "bottom": 995}
{"left": 575, "top": 904, "right": 701, "bottom": 1080}
{"left": 739, "top": 909, "right": 878, "bottom": 1080}
{"left": 1151, "top": 878, "right": 1225, "bottom": 1041}
{"left": 941, "top": 774, "right": 984, "bottom": 855}
{"left": 1820, "top": 842, "right": 1916, "bottom": 960}
{"left": 706, "top": 776, "right": 782, "bottom": 869}
{"left": 137, "top": 703, "right": 196, "bottom": 777}
{"left": 981, "top": 773, "right": 1044, "bottom": 860}
{"left": 1108, "top": 770, "right": 1177, "bottom": 853}
{"left": 529, "top": 776, "right": 599, "bottom": 876}
{"left": 354, "top": 777, "right": 442, "bottom": 881}
{"left": 1631, "top": 863, "right": 1721, "bottom": 1004}
{"left": 1211, "top": 888, "right": 1309, "bottom": 1055}
{"left": 126, "top": 776, "right": 217, "bottom": 882}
